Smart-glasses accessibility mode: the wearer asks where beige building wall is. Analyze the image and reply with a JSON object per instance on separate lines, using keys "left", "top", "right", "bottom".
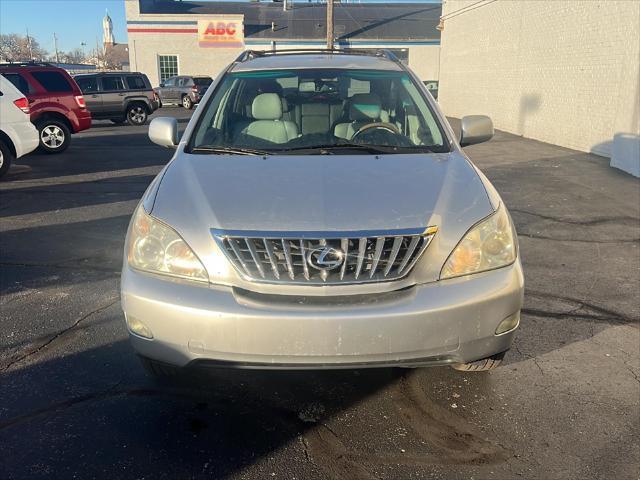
{"left": 126, "top": 0, "right": 242, "bottom": 85}
{"left": 408, "top": 45, "right": 440, "bottom": 81}
{"left": 125, "top": 0, "right": 441, "bottom": 87}
{"left": 438, "top": 0, "right": 640, "bottom": 163}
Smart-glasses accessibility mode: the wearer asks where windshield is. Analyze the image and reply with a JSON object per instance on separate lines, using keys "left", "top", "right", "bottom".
{"left": 194, "top": 77, "right": 213, "bottom": 86}
{"left": 188, "top": 68, "right": 449, "bottom": 154}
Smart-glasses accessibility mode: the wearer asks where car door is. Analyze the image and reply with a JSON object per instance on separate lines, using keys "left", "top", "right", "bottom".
{"left": 99, "top": 75, "right": 126, "bottom": 116}
{"left": 173, "top": 77, "right": 186, "bottom": 102}
{"left": 75, "top": 76, "right": 102, "bottom": 113}
{"left": 159, "top": 77, "right": 176, "bottom": 103}
{"left": 176, "top": 76, "right": 190, "bottom": 102}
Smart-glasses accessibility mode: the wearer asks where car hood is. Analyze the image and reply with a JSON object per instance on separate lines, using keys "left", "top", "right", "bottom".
{"left": 149, "top": 151, "right": 495, "bottom": 284}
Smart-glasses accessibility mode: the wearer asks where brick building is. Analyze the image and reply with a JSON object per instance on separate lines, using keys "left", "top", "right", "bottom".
{"left": 437, "top": 0, "right": 639, "bottom": 176}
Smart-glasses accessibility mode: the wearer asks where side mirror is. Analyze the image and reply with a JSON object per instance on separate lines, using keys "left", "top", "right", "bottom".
{"left": 460, "top": 115, "right": 494, "bottom": 147}
{"left": 149, "top": 117, "right": 178, "bottom": 148}
{"left": 159, "top": 83, "right": 165, "bottom": 88}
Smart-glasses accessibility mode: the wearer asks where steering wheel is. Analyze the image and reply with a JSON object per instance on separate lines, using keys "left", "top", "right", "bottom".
{"left": 351, "top": 122, "right": 401, "bottom": 140}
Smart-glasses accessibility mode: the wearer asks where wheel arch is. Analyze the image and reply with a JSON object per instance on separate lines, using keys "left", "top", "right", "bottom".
{"left": 35, "top": 112, "right": 73, "bottom": 132}
{"left": 0, "top": 130, "right": 17, "bottom": 158}
{"left": 125, "top": 98, "right": 152, "bottom": 114}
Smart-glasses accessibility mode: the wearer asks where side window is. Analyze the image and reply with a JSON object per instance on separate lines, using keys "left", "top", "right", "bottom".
{"left": 182, "top": 78, "right": 194, "bottom": 87}
{"left": 2, "top": 73, "right": 31, "bottom": 94}
{"left": 158, "top": 55, "right": 179, "bottom": 82}
{"left": 126, "top": 75, "right": 146, "bottom": 90}
{"left": 76, "top": 77, "right": 98, "bottom": 93}
{"left": 163, "top": 77, "right": 175, "bottom": 87}
{"left": 31, "top": 71, "right": 73, "bottom": 92}
{"left": 102, "top": 76, "right": 124, "bottom": 91}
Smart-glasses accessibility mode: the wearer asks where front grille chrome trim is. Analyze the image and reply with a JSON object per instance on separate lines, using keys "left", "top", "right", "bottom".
{"left": 212, "top": 227, "right": 437, "bottom": 286}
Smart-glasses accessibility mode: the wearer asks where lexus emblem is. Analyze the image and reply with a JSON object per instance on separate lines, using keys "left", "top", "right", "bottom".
{"left": 307, "top": 246, "right": 344, "bottom": 271}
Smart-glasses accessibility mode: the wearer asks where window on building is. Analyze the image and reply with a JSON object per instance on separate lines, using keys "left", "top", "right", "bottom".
{"left": 76, "top": 76, "right": 98, "bottom": 94}
{"left": 102, "top": 76, "right": 124, "bottom": 91}
{"left": 126, "top": 75, "right": 146, "bottom": 90}
{"left": 31, "top": 71, "right": 73, "bottom": 92}
{"left": 158, "top": 55, "right": 179, "bottom": 83}
{"left": 2, "top": 73, "right": 31, "bottom": 94}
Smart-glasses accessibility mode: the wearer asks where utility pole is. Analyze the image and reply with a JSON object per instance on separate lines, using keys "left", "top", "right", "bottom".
{"left": 326, "top": 0, "right": 334, "bottom": 49}
{"left": 95, "top": 36, "right": 102, "bottom": 69}
{"left": 53, "top": 32, "right": 60, "bottom": 63}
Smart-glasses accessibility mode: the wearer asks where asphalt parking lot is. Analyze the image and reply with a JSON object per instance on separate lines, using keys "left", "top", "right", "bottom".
{"left": 1, "top": 107, "right": 638, "bottom": 480}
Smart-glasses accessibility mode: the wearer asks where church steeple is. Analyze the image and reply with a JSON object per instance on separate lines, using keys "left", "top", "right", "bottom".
{"left": 103, "top": 9, "right": 115, "bottom": 47}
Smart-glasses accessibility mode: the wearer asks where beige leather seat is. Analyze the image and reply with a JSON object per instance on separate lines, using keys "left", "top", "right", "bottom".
{"left": 238, "top": 93, "right": 299, "bottom": 144}
{"left": 334, "top": 93, "right": 385, "bottom": 140}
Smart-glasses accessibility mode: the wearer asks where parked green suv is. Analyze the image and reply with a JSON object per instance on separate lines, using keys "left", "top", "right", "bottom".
{"left": 74, "top": 72, "right": 159, "bottom": 126}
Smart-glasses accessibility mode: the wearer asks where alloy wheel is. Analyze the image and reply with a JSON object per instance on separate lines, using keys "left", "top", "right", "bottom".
{"left": 0, "top": 149, "right": 4, "bottom": 169}
{"left": 129, "top": 107, "right": 147, "bottom": 125}
{"left": 41, "top": 125, "right": 65, "bottom": 149}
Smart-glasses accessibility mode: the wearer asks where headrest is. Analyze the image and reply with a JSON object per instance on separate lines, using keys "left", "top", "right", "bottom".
{"left": 349, "top": 93, "right": 382, "bottom": 121}
{"left": 252, "top": 93, "right": 282, "bottom": 120}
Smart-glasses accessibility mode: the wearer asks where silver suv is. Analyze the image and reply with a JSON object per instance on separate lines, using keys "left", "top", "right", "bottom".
{"left": 122, "top": 50, "right": 524, "bottom": 376}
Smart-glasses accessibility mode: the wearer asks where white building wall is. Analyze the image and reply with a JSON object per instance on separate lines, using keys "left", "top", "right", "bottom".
{"left": 438, "top": 0, "right": 640, "bottom": 172}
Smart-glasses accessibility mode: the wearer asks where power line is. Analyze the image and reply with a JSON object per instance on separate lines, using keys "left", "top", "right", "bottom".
{"left": 440, "top": 0, "right": 497, "bottom": 21}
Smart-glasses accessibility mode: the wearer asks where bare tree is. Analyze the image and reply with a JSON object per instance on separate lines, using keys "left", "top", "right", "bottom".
{"left": 0, "top": 33, "right": 47, "bottom": 62}
{"left": 59, "top": 48, "right": 87, "bottom": 64}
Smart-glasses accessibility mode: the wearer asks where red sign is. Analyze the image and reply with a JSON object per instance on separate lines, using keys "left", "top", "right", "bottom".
{"left": 198, "top": 19, "right": 244, "bottom": 48}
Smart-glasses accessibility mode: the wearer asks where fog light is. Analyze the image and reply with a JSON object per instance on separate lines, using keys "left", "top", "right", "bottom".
{"left": 495, "top": 311, "right": 520, "bottom": 335}
{"left": 126, "top": 315, "right": 153, "bottom": 339}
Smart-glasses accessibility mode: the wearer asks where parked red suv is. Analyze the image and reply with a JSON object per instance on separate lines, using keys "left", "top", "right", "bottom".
{"left": 0, "top": 63, "right": 91, "bottom": 153}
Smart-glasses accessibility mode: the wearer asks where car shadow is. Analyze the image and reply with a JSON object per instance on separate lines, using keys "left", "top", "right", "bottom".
{"left": 0, "top": 338, "right": 510, "bottom": 479}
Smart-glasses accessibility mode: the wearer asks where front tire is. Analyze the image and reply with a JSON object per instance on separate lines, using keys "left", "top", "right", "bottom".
{"left": 0, "top": 140, "right": 14, "bottom": 178}
{"left": 126, "top": 104, "right": 148, "bottom": 126}
{"left": 182, "top": 95, "right": 193, "bottom": 110}
{"left": 37, "top": 119, "right": 70, "bottom": 154}
{"left": 451, "top": 351, "right": 506, "bottom": 372}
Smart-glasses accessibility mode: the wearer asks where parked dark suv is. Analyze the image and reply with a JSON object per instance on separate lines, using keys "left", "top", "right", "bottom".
{"left": 74, "top": 72, "right": 159, "bottom": 126}
{"left": 156, "top": 75, "right": 213, "bottom": 109}
{"left": 0, "top": 62, "right": 91, "bottom": 153}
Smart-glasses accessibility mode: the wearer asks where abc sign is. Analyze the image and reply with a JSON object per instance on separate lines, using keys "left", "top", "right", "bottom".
{"left": 203, "top": 22, "right": 237, "bottom": 36}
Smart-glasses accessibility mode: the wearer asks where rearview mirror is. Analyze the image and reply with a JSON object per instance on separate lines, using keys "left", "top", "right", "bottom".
{"left": 149, "top": 117, "right": 178, "bottom": 148}
{"left": 460, "top": 115, "right": 494, "bottom": 147}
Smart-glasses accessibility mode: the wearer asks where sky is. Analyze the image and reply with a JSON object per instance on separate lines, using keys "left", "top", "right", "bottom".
{"left": 0, "top": 0, "right": 440, "bottom": 54}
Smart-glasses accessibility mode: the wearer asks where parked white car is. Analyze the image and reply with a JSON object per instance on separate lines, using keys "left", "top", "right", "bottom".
{"left": 0, "top": 75, "right": 39, "bottom": 177}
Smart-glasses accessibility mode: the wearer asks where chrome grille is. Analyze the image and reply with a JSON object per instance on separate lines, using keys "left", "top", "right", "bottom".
{"left": 212, "top": 228, "right": 436, "bottom": 285}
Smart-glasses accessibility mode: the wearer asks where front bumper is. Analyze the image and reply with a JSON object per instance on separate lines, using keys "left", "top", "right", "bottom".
{"left": 121, "top": 261, "right": 524, "bottom": 369}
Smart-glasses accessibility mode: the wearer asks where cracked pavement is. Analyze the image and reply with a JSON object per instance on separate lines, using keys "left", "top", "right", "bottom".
{"left": 0, "top": 109, "right": 638, "bottom": 479}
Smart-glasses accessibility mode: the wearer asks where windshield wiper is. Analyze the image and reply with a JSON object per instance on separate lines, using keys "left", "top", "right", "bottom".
{"left": 278, "top": 143, "right": 443, "bottom": 155}
{"left": 278, "top": 143, "right": 397, "bottom": 155}
{"left": 190, "top": 145, "right": 271, "bottom": 156}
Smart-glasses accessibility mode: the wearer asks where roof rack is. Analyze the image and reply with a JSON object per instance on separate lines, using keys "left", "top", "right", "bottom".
{"left": 0, "top": 61, "right": 56, "bottom": 68}
{"left": 234, "top": 48, "right": 402, "bottom": 65}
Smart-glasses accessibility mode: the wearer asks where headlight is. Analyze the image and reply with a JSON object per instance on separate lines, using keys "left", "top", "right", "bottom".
{"left": 441, "top": 204, "right": 517, "bottom": 279}
{"left": 127, "top": 207, "right": 208, "bottom": 282}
